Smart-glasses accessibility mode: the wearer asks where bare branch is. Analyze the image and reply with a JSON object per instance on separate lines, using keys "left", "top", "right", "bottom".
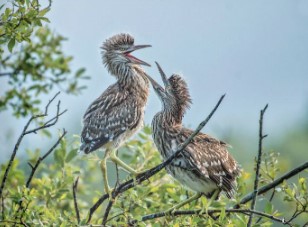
{"left": 26, "top": 129, "right": 67, "bottom": 187}
{"left": 87, "top": 94, "right": 226, "bottom": 223}
{"left": 73, "top": 177, "right": 80, "bottom": 224}
{"left": 24, "top": 93, "right": 68, "bottom": 135}
{"left": 0, "top": 113, "right": 33, "bottom": 199}
{"left": 0, "top": 92, "right": 65, "bottom": 215}
{"left": 235, "top": 161, "right": 308, "bottom": 208}
{"left": 247, "top": 104, "right": 268, "bottom": 226}
{"left": 102, "top": 200, "right": 114, "bottom": 225}
{"left": 1, "top": 194, "right": 4, "bottom": 220}
{"left": 129, "top": 208, "right": 291, "bottom": 226}
{"left": 87, "top": 194, "right": 109, "bottom": 223}
{"left": 0, "top": 72, "right": 14, "bottom": 77}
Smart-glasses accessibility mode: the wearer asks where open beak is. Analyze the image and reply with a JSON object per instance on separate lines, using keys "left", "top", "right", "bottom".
{"left": 124, "top": 45, "right": 151, "bottom": 67}
{"left": 155, "top": 62, "right": 170, "bottom": 87}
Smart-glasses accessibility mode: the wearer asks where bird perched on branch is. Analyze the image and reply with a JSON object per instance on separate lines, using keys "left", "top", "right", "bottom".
{"left": 80, "top": 33, "right": 151, "bottom": 196}
{"left": 146, "top": 62, "right": 240, "bottom": 212}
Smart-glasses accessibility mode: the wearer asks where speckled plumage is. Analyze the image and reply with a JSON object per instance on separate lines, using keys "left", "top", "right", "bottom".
{"left": 80, "top": 34, "right": 150, "bottom": 154}
{"left": 149, "top": 63, "right": 240, "bottom": 198}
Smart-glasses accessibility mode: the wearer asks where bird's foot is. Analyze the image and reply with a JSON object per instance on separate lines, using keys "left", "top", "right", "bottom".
{"left": 131, "top": 168, "right": 147, "bottom": 176}
{"left": 164, "top": 207, "right": 176, "bottom": 221}
{"left": 104, "top": 184, "right": 113, "bottom": 199}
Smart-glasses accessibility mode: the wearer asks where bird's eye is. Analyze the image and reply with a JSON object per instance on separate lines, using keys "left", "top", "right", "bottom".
{"left": 118, "top": 46, "right": 127, "bottom": 51}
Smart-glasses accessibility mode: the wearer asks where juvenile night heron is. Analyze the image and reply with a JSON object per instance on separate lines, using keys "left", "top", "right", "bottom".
{"left": 80, "top": 33, "right": 151, "bottom": 196}
{"left": 146, "top": 62, "right": 240, "bottom": 212}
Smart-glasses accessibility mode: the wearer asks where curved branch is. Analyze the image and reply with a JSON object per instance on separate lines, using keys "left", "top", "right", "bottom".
{"left": 130, "top": 208, "right": 291, "bottom": 226}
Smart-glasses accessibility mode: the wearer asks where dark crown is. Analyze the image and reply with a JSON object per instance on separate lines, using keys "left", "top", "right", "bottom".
{"left": 101, "top": 33, "right": 134, "bottom": 51}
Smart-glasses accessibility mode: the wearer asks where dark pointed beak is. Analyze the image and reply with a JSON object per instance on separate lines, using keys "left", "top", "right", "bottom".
{"left": 131, "top": 44, "right": 152, "bottom": 51}
{"left": 144, "top": 73, "right": 165, "bottom": 95}
{"left": 155, "top": 62, "right": 170, "bottom": 87}
{"left": 124, "top": 45, "right": 152, "bottom": 67}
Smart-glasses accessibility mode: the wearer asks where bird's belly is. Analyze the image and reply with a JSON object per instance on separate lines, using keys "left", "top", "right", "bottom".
{"left": 167, "top": 166, "right": 217, "bottom": 194}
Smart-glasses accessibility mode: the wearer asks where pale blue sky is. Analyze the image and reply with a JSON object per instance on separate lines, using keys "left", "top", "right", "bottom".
{"left": 1, "top": 0, "right": 308, "bottom": 159}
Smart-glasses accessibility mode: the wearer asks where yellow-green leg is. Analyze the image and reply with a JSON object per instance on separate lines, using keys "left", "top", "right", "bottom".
{"left": 100, "top": 151, "right": 112, "bottom": 198}
{"left": 165, "top": 193, "right": 202, "bottom": 215}
{"left": 109, "top": 149, "right": 142, "bottom": 175}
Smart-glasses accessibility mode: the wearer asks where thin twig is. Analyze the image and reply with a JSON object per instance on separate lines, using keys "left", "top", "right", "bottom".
{"left": 0, "top": 72, "right": 14, "bottom": 77}
{"left": 106, "top": 212, "right": 125, "bottom": 223}
{"left": 0, "top": 116, "right": 33, "bottom": 199}
{"left": 0, "top": 92, "right": 62, "bottom": 201}
{"left": 1, "top": 194, "right": 4, "bottom": 220}
{"left": 73, "top": 177, "right": 80, "bottom": 224}
{"left": 102, "top": 200, "right": 114, "bottom": 225}
{"left": 26, "top": 129, "right": 67, "bottom": 187}
{"left": 25, "top": 102, "right": 67, "bottom": 135}
{"left": 87, "top": 94, "right": 226, "bottom": 223}
{"left": 235, "top": 161, "right": 308, "bottom": 207}
{"left": 87, "top": 194, "right": 109, "bottom": 222}
{"left": 247, "top": 104, "right": 268, "bottom": 227}
{"left": 256, "top": 188, "right": 276, "bottom": 224}
{"left": 129, "top": 208, "right": 291, "bottom": 226}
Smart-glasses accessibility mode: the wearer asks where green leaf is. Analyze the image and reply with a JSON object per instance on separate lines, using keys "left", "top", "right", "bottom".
{"left": 39, "top": 17, "right": 50, "bottom": 23}
{"left": 75, "top": 68, "right": 86, "bottom": 77}
{"left": 65, "top": 148, "right": 78, "bottom": 163}
{"left": 54, "top": 148, "right": 65, "bottom": 167}
{"left": 143, "top": 126, "right": 152, "bottom": 135}
{"left": 8, "top": 38, "right": 15, "bottom": 52}
{"left": 39, "top": 7, "right": 50, "bottom": 17}
{"left": 0, "top": 4, "right": 5, "bottom": 11}
{"left": 264, "top": 201, "right": 273, "bottom": 214}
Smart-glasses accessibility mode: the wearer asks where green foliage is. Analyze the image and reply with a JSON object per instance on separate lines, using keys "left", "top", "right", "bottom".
{"left": 0, "top": 0, "right": 88, "bottom": 117}
{"left": 1, "top": 127, "right": 307, "bottom": 226}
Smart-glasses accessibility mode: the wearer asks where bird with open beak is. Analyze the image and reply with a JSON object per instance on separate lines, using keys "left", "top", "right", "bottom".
{"left": 80, "top": 33, "right": 151, "bottom": 197}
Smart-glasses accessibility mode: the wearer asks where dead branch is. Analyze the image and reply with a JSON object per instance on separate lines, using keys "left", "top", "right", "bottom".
{"left": 0, "top": 92, "right": 65, "bottom": 205}
{"left": 236, "top": 161, "right": 308, "bottom": 207}
{"left": 26, "top": 129, "right": 67, "bottom": 187}
{"left": 247, "top": 104, "right": 268, "bottom": 226}
{"left": 73, "top": 177, "right": 80, "bottom": 224}
{"left": 129, "top": 208, "right": 291, "bottom": 226}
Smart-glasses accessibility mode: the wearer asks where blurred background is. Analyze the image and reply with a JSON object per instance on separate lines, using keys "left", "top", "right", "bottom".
{"left": 1, "top": 0, "right": 308, "bottom": 172}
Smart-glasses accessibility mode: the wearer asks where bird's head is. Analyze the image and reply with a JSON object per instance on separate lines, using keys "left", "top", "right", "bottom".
{"left": 101, "top": 33, "right": 151, "bottom": 77}
{"left": 147, "top": 62, "right": 192, "bottom": 120}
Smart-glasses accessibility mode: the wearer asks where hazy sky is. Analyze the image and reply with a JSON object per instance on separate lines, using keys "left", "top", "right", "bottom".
{"left": 1, "top": 0, "right": 308, "bottom": 159}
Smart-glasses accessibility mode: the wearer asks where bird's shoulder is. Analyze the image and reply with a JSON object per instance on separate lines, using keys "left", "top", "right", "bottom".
{"left": 180, "top": 128, "right": 228, "bottom": 147}
{"left": 83, "top": 83, "right": 131, "bottom": 119}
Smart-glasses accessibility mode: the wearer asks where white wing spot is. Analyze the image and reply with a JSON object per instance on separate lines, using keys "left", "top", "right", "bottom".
{"left": 171, "top": 139, "right": 177, "bottom": 152}
{"left": 203, "top": 162, "right": 209, "bottom": 167}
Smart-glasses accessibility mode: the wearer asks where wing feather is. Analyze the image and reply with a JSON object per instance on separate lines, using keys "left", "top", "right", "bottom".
{"left": 177, "top": 129, "right": 240, "bottom": 197}
{"left": 80, "top": 84, "right": 138, "bottom": 153}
